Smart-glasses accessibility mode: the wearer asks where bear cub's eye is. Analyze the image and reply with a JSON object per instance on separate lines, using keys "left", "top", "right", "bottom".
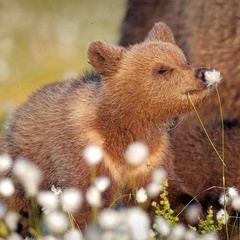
{"left": 158, "top": 68, "right": 169, "bottom": 74}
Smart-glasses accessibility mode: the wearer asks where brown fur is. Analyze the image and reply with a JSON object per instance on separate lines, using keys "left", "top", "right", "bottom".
{"left": 119, "top": 0, "right": 240, "bottom": 219}
{"left": 4, "top": 22, "right": 211, "bottom": 232}
{"left": 173, "top": 119, "right": 240, "bottom": 237}
{"left": 119, "top": 0, "right": 240, "bottom": 121}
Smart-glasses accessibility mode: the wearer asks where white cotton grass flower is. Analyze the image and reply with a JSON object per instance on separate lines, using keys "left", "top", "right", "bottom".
{"left": 0, "top": 178, "right": 15, "bottom": 197}
{"left": 201, "top": 231, "right": 219, "bottom": 240}
{"left": 61, "top": 188, "right": 82, "bottom": 213}
{"left": 44, "top": 211, "right": 69, "bottom": 235}
{"left": 0, "top": 153, "right": 12, "bottom": 173}
{"left": 205, "top": 69, "right": 222, "bottom": 87}
{"left": 12, "top": 158, "right": 42, "bottom": 196}
{"left": 227, "top": 186, "right": 238, "bottom": 200}
{"left": 184, "top": 230, "right": 198, "bottom": 240}
{"left": 219, "top": 192, "right": 230, "bottom": 206}
{"left": 126, "top": 207, "right": 150, "bottom": 240}
{"left": 83, "top": 144, "right": 103, "bottom": 166}
{"left": 151, "top": 168, "right": 167, "bottom": 184}
{"left": 170, "top": 224, "right": 186, "bottom": 240}
{"left": 186, "top": 204, "right": 201, "bottom": 224}
{"left": 216, "top": 209, "right": 229, "bottom": 224}
{"left": 64, "top": 228, "right": 83, "bottom": 240}
{"left": 125, "top": 141, "right": 148, "bottom": 167}
{"left": 231, "top": 195, "right": 240, "bottom": 211}
{"left": 51, "top": 185, "right": 62, "bottom": 196}
{"left": 98, "top": 209, "right": 120, "bottom": 230}
{"left": 86, "top": 185, "right": 101, "bottom": 207}
{"left": 146, "top": 182, "right": 162, "bottom": 198}
{"left": 94, "top": 177, "right": 110, "bottom": 192}
{"left": 4, "top": 211, "right": 19, "bottom": 231}
{"left": 136, "top": 187, "right": 147, "bottom": 203}
{"left": 7, "top": 232, "right": 23, "bottom": 240}
{"left": 155, "top": 216, "right": 171, "bottom": 237}
{"left": 37, "top": 191, "right": 59, "bottom": 213}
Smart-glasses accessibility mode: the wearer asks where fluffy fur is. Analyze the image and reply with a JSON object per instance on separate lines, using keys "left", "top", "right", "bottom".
{"left": 4, "top": 22, "right": 211, "bottom": 231}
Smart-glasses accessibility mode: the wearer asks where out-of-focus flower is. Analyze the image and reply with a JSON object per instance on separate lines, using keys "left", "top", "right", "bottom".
{"left": 232, "top": 195, "right": 240, "bottom": 211}
{"left": 0, "top": 154, "right": 12, "bottom": 173}
{"left": 94, "top": 177, "right": 110, "bottom": 192}
{"left": 86, "top": 186, "right": 101, "bottom": 207}
{"left": 125, "top": 142, "right": 148, "bottom": 167}
{"left": 7, "top": 232, "right": 23, "bottom": 240}
{"left": 83, "top": 144, "right": 103, "bottom": 166}
{"left": 4, "top": 211, "right": 19, "bottom": 231}
{"left": 61, "top": 188, "right": 82, "bottom": 213}
{"left": 12, "top": 158, "right": 42, "bottom": 197}
{"left": 201, "top": 232, "right": 219, "bottom": 240}
{"left": 151, "top": 168, "right": 167, "bottom": 184}
{"left": 146, "top": 182, "right": 162, "bottom": 198}
{"left": 37, "top": 191, "right": 59, "bottom": 213}
{"left": 44, "top": 211, "right": 69, "bottom": 235}
{"left": 126, "top": 207, "right": 150, "bottom": 240}
{"left": 155, "top": 216, "right": 171, "bottom": 237}
{"left": 136, "top": 187, "right": 147, "bottom": 203}
{"left": 170, "top": 224, "right": 186, "bottom": 240}
{"left": 64, "top": 228, "right": 83, "bottom": 240}
{"left": 0, "top": 178, "right": 15, "bottom": 197}
{"left": 185, "top": 204, "right": 201, "bottom": 224}
{"left": 98, "top": 209, "right": 120, "bottom": 230}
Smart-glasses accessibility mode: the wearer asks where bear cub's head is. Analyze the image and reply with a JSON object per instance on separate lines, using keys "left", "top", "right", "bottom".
{"left": 88, "top": 22, "right": 212, "bottom": 124}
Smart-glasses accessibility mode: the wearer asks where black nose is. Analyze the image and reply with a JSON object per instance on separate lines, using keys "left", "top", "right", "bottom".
{"left": 195, "top": 68, "right": 208, "bottom": 82}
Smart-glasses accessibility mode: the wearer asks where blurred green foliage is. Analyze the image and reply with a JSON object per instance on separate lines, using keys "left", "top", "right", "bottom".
{"left": 0, "top": 0, "right": 126, "bottom": 128}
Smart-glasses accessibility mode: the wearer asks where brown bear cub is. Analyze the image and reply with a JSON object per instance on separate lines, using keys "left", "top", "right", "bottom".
{"left": 4, "top": 22, "right": 211, "bottom": 230}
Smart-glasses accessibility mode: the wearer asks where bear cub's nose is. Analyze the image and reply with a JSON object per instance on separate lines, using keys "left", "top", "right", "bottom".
{"left": 195, "top": 68, "right": 208, "bottom": 82}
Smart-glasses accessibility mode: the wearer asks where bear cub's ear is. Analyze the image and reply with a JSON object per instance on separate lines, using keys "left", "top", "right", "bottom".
{"left": 88, "top": 40, "right": 126, "bottom": 77}
{"left": 145, "top": 22, "right": 176, "bottom": 44}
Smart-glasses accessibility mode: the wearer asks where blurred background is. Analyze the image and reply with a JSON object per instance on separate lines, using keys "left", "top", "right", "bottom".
{"left": 0, "top": 0, "right": 126, "bottom": 129}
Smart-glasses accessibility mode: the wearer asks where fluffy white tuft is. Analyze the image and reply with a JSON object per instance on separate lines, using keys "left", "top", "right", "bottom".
{"left": 0, "top": 154, "right": 12, "bottom": 173}
{"left": 205, "top": 69, "right": 222, "bottom": 87}
{"left": 136, "top": 187, "right": 148, "bottom": 203}
{"left": 0, "top": 178, "right": 15, "bottom": 198}
{"left": 216, "top": 209, "right": 229, "bottom": 224}
{"left": 83, "top": 144, "right": 103, "bottom": 166}
{"left": 125, "top": 141, "right": 148, "bottom": 166}
{"left": 61, "top": 188, "right": 82, "bottom": 213}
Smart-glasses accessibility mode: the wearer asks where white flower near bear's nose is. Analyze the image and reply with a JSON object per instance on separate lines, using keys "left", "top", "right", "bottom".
{"left": 205, "top": 69, "right": 222, "bottom": 87}
{"left": 125, "top": 142, "right": 149, "bottom": 167}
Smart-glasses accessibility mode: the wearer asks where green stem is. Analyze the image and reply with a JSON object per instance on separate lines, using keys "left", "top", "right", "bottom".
{"left": 29, "top": 197, "right": 42, "bottom": 237}
{"left": 187, "top": 92, "right": 226, "bottom": 166}
{"left": 215, "top": 85, "right": 229, "bottom": 239}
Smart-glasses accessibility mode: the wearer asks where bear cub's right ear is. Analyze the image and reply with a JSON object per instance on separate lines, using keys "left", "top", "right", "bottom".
{"left": 88, "top": 40, "right": 126, "bottom": 78}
